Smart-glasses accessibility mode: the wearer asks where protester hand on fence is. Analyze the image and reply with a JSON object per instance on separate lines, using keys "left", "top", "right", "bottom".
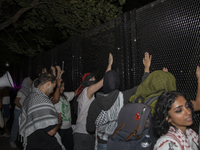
{"left": 191, "top": 66, "right": 200, "bottom": 111}
{"left": 162, "top": 67, "right": 168, "bottom": 72}
{"left": 51, "top": 66, "right": 56, "bottom": 76}
{"left": 196, "top": 66, "right": 200, "bottom": 79}
{"left": 108, "top": 53, "right": 113, "bottom": 66}
{"left": 143, "top": 52, "right": 152, "bottom": 73}
{"left": 105, "top": 53, "right": 113, "bottom": 73}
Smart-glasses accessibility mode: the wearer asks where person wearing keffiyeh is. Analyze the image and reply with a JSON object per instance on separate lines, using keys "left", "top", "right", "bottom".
{"left": 9, "top": 77, "right": 32, "bottom": 148}
{"left": 19, "top": 72, "right": 65, "bottom": 150}
{"left": 86, "top": 52, "right": 151, "bottom": 150}
{"left": 153, "top": 91, "right": 199, "bottom": 150}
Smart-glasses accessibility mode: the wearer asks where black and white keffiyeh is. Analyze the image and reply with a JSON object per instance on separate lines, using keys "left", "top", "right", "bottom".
{"left": 19, "top": 87, "right": 64, "bottom": 149}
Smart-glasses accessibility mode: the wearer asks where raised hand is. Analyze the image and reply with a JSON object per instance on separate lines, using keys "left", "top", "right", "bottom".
{"left": 108, "top": 53, "right": 113, "bottom": 66}
{"left": 143, "top": 52, "right": 152, "bottom": 73}
{"left": 196, "top": 66, "right": 200, "bottom": 79}
{"left": 162, "top": 67, "right": 168, "bottom": 72}
{"left": 51, "top": 66, "right": 56, "bottom": 76}
{"left": 55, "top": 65, "right": 61, "bottom": 78}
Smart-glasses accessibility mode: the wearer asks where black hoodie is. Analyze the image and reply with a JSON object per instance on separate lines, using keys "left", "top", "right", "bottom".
{"left": 86, "top": 72, "right": 149, "bottom": 144}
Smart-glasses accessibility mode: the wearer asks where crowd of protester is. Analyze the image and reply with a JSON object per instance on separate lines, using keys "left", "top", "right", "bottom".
{"left": 0, "top": 52, "right": 200, "bottom": 150}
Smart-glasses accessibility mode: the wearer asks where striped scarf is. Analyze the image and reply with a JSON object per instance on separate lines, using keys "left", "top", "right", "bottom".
{"left": 19, "top": 87, "right": 63, "bottom": 149}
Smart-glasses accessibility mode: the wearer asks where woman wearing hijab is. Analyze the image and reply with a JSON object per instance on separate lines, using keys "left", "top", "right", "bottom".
{"left": 86, "top": 52, "right": 151, "bottom": 150}
{"left": 9, "top": 77, "right": 32, "bottom": 148}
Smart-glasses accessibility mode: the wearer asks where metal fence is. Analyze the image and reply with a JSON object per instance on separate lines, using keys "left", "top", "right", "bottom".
{"left": 11, "top": 0, "right": 200, "bottom": 130}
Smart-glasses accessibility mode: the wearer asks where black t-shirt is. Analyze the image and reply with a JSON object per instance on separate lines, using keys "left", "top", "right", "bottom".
{"left": 26, "top": 125, "right": 62, "bottom": 150}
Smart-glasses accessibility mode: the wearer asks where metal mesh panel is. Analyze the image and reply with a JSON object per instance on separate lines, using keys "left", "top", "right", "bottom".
{"left": 136, "top": 0, "right": 200, "bottom": 130}
{"left": 56, "top": 41, "right": 73, "bottom": 91}
{"left": 13, "top": 0, "right": 200, "bottom": 131}
{"left": 80, "top": 19, "right": 118, "bottom": 85}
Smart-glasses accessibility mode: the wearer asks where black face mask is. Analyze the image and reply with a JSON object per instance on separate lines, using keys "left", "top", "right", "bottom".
{"left": 81, "top": 73, "right": 96, "bottom": 87}
{"left": 103, "top": 70, "right": 120, "bottom": 94}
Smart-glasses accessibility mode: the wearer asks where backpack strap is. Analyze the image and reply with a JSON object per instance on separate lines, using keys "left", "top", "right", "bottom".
{"left": 111, "top": 122, "right": 125, "bottom": 137}
{"left": 144, "top": 96, "right": 160, "bottom": 106}
{"left": 126, "top": 125, "right": 140, "bottom": 141}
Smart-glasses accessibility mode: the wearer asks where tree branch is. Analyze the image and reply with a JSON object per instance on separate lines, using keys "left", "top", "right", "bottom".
{"left": 0, "top": 0, "right": 40, "bottom": 31}
{"left": 37, "top": 2, "right": 94, "bottom": 29}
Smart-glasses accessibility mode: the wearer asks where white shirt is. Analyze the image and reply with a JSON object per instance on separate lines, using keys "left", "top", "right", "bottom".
{"left": 15, "top": 91, "right": 27, "bottom": 110}
{"left": 54, "top": 92, "right": 74, "bottom": 129}
{"left": 2, "top": 96, "right": 10, "bottom": 105}
{"left": 74, "top": 87, "right": 95, "bottom": 134}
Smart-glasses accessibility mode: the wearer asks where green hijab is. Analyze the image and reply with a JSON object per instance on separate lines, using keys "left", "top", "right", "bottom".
{"left": 129, "top": 70, "right": 176, "bottom": 114}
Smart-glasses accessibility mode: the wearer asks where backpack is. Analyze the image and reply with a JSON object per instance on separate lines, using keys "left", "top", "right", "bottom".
{"left": 107, "top": 96, "right": 159, "bottom": 150}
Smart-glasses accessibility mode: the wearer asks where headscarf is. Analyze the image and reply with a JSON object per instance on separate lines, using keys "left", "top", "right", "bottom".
{"left": 103, "top": 70, "right": 120, "bottom": 94}
{"left": 129, "top": 70, "right": 176, "bottom": 114}
{"left": 18, "top": 77, "right": 31, "bottom": 97}
{"left": 76, "top": 73, "right": 95, "bottom": 96}
{"left": 81, "top": 73, "right": 95, "bottom": 88}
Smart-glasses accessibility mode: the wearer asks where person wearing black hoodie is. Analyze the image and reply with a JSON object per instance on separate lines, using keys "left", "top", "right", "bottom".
{"left": 73, "top": 53, "right": 113, "bottom": 150}
{"left": 86, "top": 52, "right": 151, "bottom": 150}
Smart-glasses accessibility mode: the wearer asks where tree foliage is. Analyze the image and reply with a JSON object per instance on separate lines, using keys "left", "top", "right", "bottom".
{"left": 0, "top": 0, "right": 125, "bottom": 69}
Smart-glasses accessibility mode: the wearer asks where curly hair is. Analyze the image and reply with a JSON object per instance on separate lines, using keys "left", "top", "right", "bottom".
{"left": 153, "top": 91, "right": 194, "bottom": 137}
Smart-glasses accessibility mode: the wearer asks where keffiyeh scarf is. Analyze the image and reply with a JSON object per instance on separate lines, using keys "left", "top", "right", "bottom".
{"left": 19, "top": 87, "right": 63, "bottom": 149}
{"left": 164, "top": 126, "right": 198, "bottom": 150}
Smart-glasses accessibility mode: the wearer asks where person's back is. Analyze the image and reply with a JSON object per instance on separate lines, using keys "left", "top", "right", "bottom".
{"left": 73, "top": 53, "right": 113, "bottom": 150}
{"left": 86, "top": 52, "right": 152, "bottom": 150}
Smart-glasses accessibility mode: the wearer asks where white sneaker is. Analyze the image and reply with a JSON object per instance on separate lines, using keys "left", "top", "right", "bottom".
{"left": 10, "top": 142, "right": 17, "bottom": 148}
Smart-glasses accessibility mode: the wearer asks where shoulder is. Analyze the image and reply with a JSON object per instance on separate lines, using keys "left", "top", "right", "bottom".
{"left": 154, "top": 136, "right": 181, "bottom": 150}
{"left": 17, "top": 90, "right": 26, "bottom": 98}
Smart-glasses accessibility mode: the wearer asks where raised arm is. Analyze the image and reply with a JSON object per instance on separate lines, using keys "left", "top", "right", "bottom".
{"left": 51, "top": 66, "right": 63, "bottom": 104}
{"left": 87, "top": 53, "right": 113, "bottom": 99}
{"left": 51, "top": 78, "right": 62, "bottom": 104}
{"left": 192, "top": 66, "right": 200, "bottom": 111}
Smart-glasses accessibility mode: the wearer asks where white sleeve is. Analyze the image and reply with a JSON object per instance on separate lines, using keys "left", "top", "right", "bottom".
{"left": 154, "top": 138, "right": 181, "bottom": 150}
{"left": 63, "top": 92, "right": 74, "bottom": 101}
{"left": 16, "top": 91, "right": 24, "bottom": 98}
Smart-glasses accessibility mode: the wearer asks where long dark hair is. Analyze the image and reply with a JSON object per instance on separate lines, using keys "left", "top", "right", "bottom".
{"left": 153, "top": 91, "right": 194, "bottom": 137}
{"left": 59, "top": 81, "right": 67, "bottom": 100}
